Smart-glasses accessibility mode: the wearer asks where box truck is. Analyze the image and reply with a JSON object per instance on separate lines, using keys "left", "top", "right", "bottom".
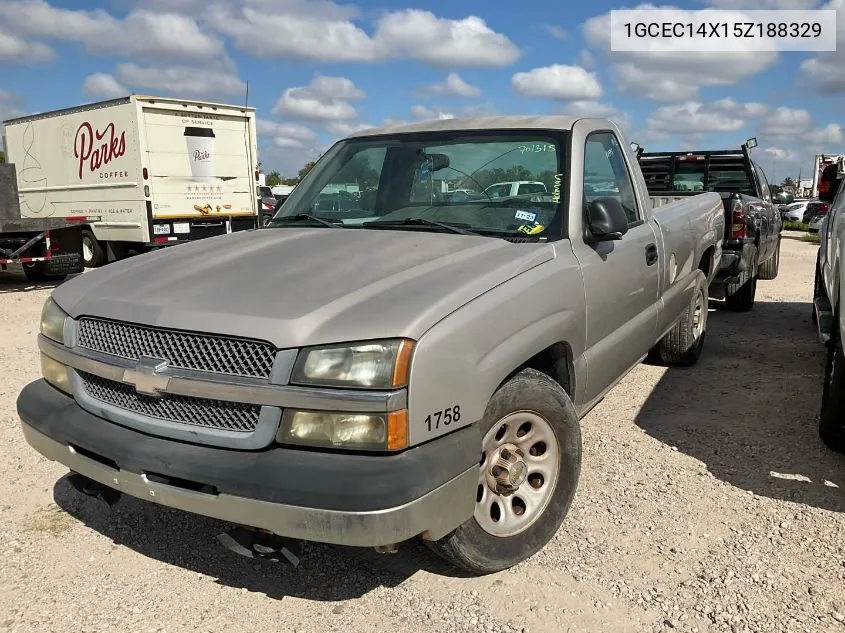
{"left": 3, "top": 95, "right": 259, "bottom": 268}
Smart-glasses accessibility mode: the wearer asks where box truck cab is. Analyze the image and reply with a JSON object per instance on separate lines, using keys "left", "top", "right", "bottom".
{"left": 3, "top": 95, "right": 259, "bottom": 268}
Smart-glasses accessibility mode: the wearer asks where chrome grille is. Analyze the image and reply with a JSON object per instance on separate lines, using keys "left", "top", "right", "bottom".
{"left": 79, "top": 371, "right": 261, "bottom": 433}
{"left": 77, "top": 317, "right": 276, "bottom": 379}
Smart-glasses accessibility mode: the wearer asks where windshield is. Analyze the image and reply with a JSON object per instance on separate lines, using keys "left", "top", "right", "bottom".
{"left": 269, "top": 131, "right": 566, "bottom": 239}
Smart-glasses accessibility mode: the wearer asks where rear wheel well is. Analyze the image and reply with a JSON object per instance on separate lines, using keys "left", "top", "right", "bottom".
{"left": 499, "top": 343, "right": 573, "bottom": 397}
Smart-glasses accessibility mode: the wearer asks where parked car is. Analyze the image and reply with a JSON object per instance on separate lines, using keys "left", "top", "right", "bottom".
{"left": 809, "top": 212, "right": 827, "bottom": 234}
{"left": 483, "top": 181, "right": 547, "bottom": 198}
{"left": 638, "top": 144, "right": 782, "bottom": 311}
{"left": 803, "top": 200, "right": 830, "bottom": 224}
{"left": 811, "top": 159, "right": 845, "bottom": 452}
{"left": 781, "top": 201, "right": 809, "bottom": 222}
{"left": 18, "top": 115, "right": 725, "bottom": 575}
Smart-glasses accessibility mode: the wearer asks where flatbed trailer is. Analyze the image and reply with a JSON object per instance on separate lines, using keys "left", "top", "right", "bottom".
{"left": 0, "top": 164, "right": 83, "bottom": 281}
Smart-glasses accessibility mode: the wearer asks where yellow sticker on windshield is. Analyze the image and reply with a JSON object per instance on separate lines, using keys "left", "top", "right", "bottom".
{"left": 517, "top": 223, "right": 545, "bottom": 235}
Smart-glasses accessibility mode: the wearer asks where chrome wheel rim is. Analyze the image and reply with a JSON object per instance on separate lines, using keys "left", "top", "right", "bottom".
{"left": 692, "top": 289, "right": 706, "bottom": 340}
{"left": 475, "top": 411, "right": 560, "bottom": 537}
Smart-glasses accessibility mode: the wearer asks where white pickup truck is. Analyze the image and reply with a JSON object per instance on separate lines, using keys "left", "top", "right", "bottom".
{"left": 19, "top": 115, "right": 724, "bottom": 574}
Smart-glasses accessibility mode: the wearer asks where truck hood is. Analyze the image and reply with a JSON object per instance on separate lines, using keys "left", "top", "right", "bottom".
{"left": 53, "top": 228, "right": 555, "bottom": 348}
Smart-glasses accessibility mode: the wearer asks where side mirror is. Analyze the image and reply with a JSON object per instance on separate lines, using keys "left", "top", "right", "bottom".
{"left": 586, "top": 197, "right": 629, "bottom": 242}
{"left": 427, "top": 153, "right": 450, "bottom": 171}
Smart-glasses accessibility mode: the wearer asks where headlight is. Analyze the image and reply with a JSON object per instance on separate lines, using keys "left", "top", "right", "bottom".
{"left": 40, "top": 297, "right": 68, "bottom": 344}
{"left": 41, "top": 353, "right": 72, "bottom": 394}
{"left": 291, "top": 339, "right": 414, "bottom": 389}
{"left": 278, "top": 409, "right": 409, "bottom": 451}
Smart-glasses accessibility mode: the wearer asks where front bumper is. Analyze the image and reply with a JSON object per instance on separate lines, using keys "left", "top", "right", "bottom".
{"left": 18, "top": 380, "right": 479, "bottom": 547}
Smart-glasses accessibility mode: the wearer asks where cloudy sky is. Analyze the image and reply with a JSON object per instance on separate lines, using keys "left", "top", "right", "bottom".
{"left": 1, "top": 0, "right": 843, "bottom": 181}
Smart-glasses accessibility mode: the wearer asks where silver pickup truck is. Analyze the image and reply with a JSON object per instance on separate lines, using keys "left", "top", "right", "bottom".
{"left": 18, "top": 116, "right": 724, "bottom": 574}
{"left": 812, "top": 160, "right": 845, "bottom": 453}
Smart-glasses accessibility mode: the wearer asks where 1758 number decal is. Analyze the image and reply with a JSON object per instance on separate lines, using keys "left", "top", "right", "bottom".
{"left": 424, "top": 406, "right": 461, "bottom": 432}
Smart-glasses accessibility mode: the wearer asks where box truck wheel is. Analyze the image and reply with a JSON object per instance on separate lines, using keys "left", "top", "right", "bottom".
{"left": 425, "top": 368, "right": 581, "bottom": 574}
{"left": 81, "top": 230, "right": 106, "bottom": 268}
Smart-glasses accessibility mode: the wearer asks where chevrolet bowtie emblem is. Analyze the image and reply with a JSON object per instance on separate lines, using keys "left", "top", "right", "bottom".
{"left": 123, "top": 357, "right": 170, "bottom": 397}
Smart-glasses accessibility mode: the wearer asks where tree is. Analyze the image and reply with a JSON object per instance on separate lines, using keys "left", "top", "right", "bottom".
{"left": 0, "top": 149, "right": 4, "bottom": 163}
{"left": 265, "top": 171, "right": 282, "bottom": 187}
{"left": 298, "top": 161, "right": 317, "bottom": 182}
{"left": 781, "top": 177, "right": 796, "bottom": 190}
{"left": 335, "top": 155, "right": 380, "bottom": 189}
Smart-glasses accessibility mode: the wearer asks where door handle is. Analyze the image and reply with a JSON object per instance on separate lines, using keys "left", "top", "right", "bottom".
{"left": 645, "top": 243, "right": 658, "bottom": 266}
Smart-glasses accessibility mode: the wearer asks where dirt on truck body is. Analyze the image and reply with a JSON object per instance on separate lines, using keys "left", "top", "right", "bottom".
{"left": 18, "top": 115, "right": 725, "bottom": 574}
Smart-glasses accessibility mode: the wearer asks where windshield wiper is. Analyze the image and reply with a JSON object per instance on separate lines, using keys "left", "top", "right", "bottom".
{"left": 362, "top": 218, "right": 479, "bottom": 235}
{"left": 268, "top": 214, "right": 341, "bottom": 228}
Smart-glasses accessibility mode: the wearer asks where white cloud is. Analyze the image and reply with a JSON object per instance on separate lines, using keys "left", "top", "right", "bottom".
{"left": 758, "top": 107, "right": 813, "bottom": 138}
{"left": 114, "top": 63, "right": 246, "bottom": 98}
{"left": 374, "top": 10, "right": 521, "bottom": 67}
{"left": 82, "top": 73, "right": 127, "bottom": 99}
{"left": 582, "top": 4, "right": 778, "bottom": 100}
{"left": 543, "top": 25, "right": 567, "bottom": 39}
{"left": 512, "top": 65, "right": 603, "bottom": 100}
{"left": 763, "top": 147, "right": 798, "bottom": 161}
{"left": 801, "top": 1, "right": 845, "bottom": 94}
{"left": 0, "top": 27, "right": 54, "bottom": 62}
{"left": 256, "top": 119, "right": 317, "bottom": 149}
{"left": 563, "top": 100, "right": 631, "bottom": 130}
{"left": 424, "top": 73, "right": 481, "bottom": 98}
{"left": 410, "top": 105, "right": 455, "bottom": 121}
{"left": 272, "top": 75, "right": 365, "bottom": 122}
{"left": 206, "top": 3, "right": 519, "bottom": 66}
{"left": 807, "top": 123, "right": 845, "bottom": 146}
{"left": 0, "top": 0, "right": 226, "bottom": 63}
{"left": 645, "top": 101, "right": 752, "bottom": 135}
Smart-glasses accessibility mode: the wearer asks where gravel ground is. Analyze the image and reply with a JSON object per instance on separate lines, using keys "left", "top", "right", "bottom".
{"left": 1, "top": 235, "right": 843, "bottom": 633}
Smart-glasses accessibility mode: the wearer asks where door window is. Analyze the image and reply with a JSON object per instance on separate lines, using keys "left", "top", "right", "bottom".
{"left": 584, "top": 132, "right": 640, "bottom": 224}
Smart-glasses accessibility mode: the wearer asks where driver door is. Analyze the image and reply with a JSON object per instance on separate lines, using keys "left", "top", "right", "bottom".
{"left": 570, "top": 129, "right": 660, "bottom": 404}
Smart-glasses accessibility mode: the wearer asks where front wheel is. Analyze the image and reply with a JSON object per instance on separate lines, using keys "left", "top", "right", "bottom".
{"left": 425, "top": 368, "right": 581, "bottom": 575}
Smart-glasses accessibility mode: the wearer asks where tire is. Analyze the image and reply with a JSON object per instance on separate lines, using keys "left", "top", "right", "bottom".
{"left": 425, "top": 368, "right": 581, "bottom": 575}
{"left": 262, "top": 213, "right": 273, "bottom": 227}
{"left": 724, "top": 246, "right": 758, "bottom": 312}
{"left": 658, "top": 270, "right": 708, "bottom": 366}
{"left": 22, "top": 262, "right": 66, "bottom": 282}
{"left": 820, "top": 328, "right": 845, "bottom": 453}
{"left": 81, "top": 229, "right": 106, "bottom": 268}
{"left": 758, "top": 238, "right": 781, "bottom": 280}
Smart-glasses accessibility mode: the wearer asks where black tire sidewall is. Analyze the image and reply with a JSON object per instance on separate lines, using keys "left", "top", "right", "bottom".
{"left": 437, "top": 369, "right": 581, "bottom": 573}
{"left": 81, "top": 230, "right": 104, "bottom": 268}
{"left": 820, "top": 328, "right": 845, "bottom": 452}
